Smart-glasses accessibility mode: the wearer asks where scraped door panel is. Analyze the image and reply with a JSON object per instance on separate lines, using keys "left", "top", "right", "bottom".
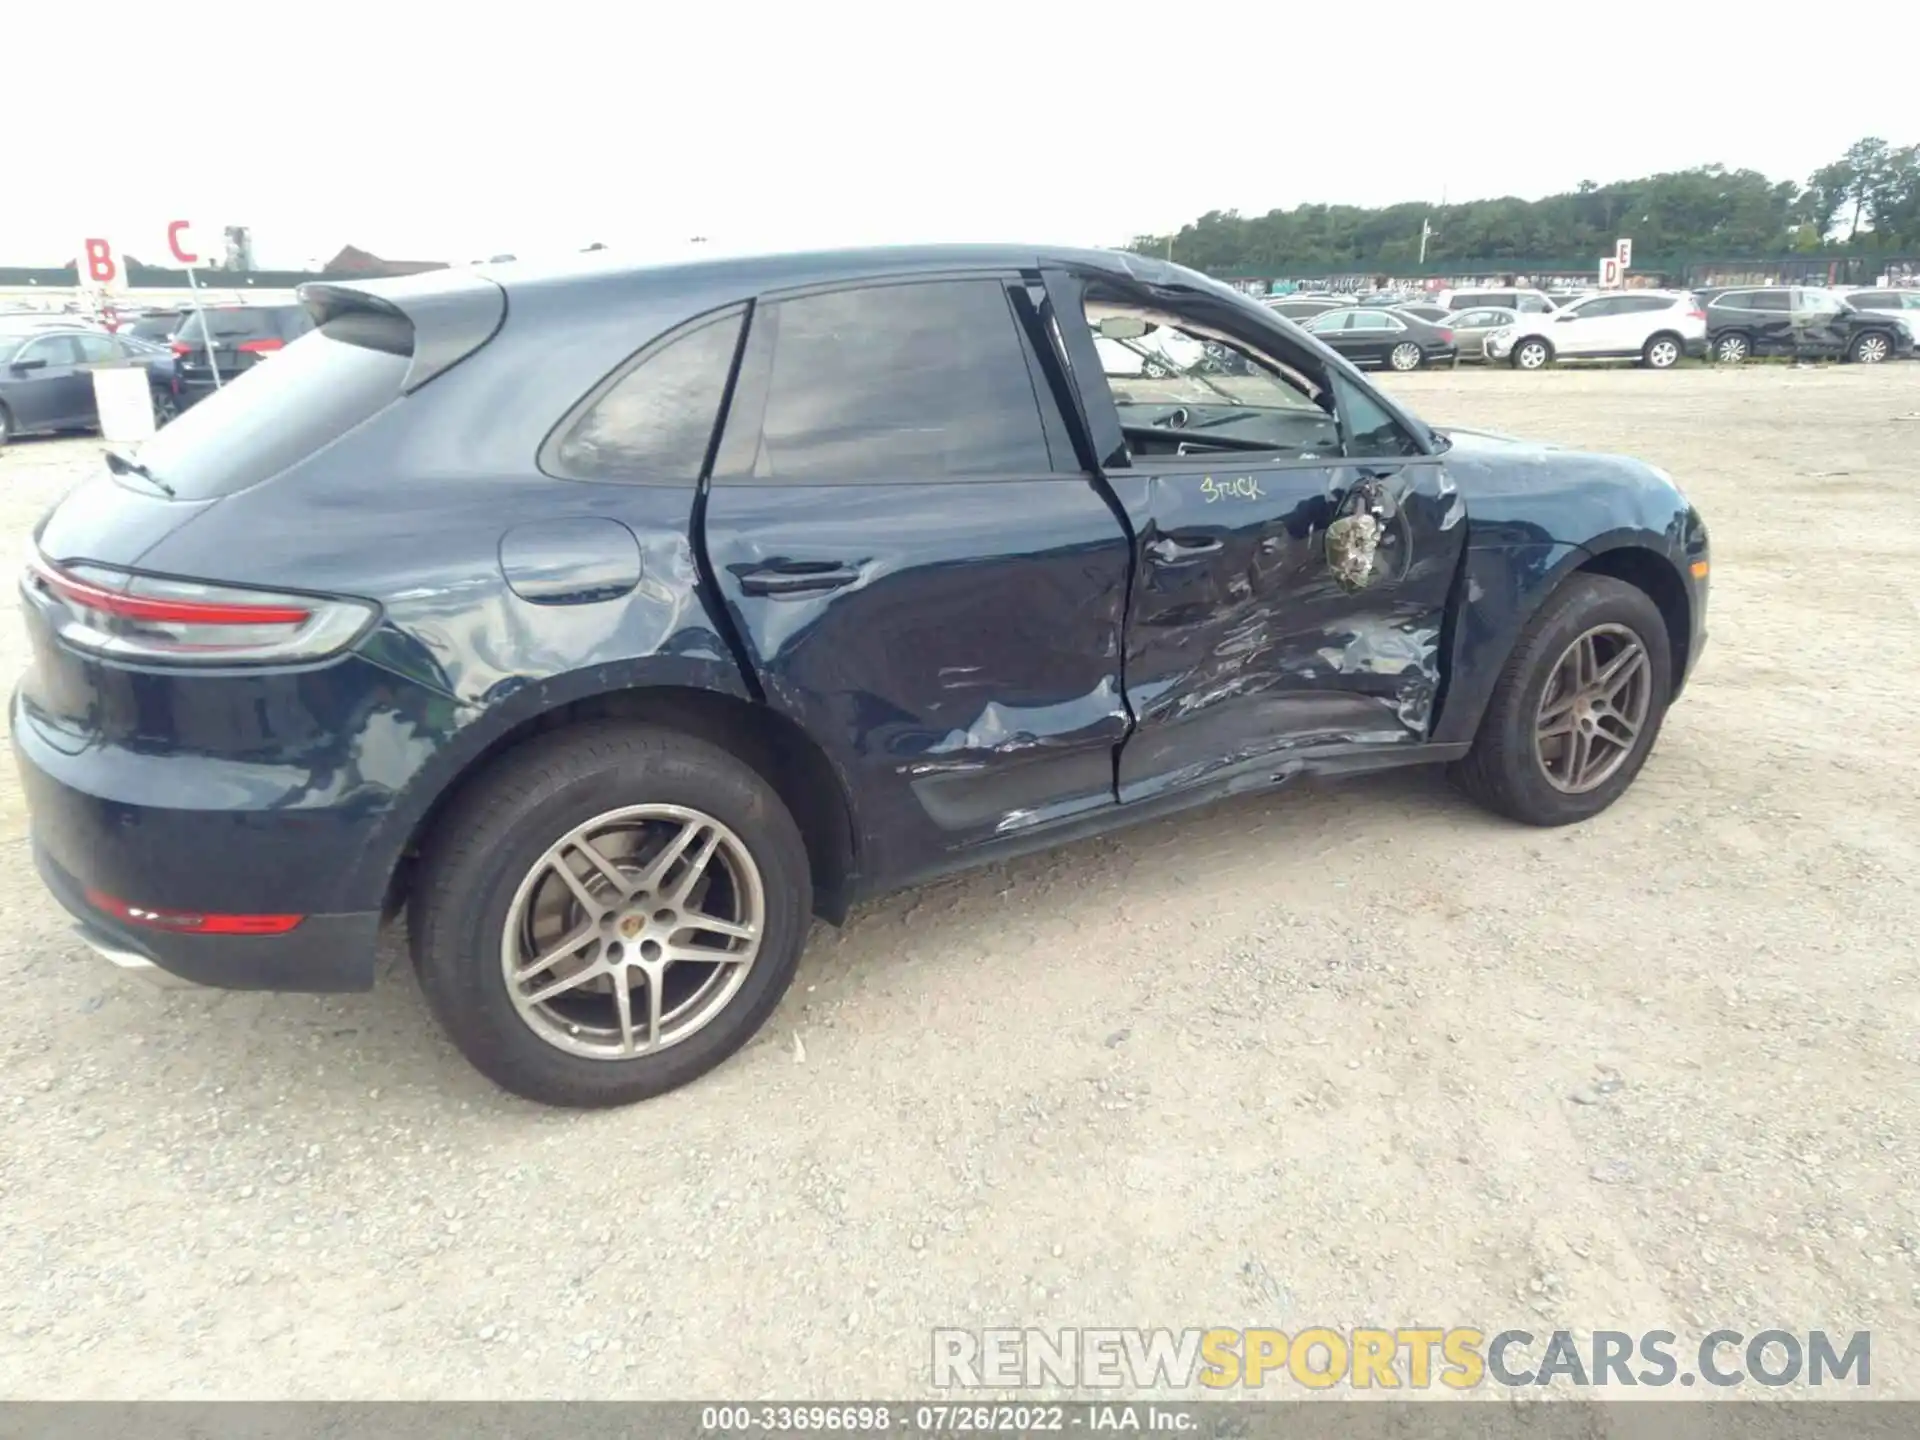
{"left": 699, "top": 276, "right": 1133, "bottom": 888}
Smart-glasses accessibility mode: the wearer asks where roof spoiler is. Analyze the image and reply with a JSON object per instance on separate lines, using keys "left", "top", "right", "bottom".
{"left": 297, "top": 269, "right": 507, "bottom": 393}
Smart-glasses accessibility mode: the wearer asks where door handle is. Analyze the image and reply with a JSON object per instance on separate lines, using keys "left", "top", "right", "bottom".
{"left": 735, "top": 562, "right": 862, "bottom": 597}
{"left": 1147, "top": 533, "right": 1223, "bottom": 563}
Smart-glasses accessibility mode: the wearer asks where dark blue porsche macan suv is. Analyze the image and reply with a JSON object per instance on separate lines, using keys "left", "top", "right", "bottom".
{"left": 14, "top": 245, "right": 1709, "bottom": 1107}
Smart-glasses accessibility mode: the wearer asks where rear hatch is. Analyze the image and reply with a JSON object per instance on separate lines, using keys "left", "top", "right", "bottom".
{"left": 22, "top": 271, "right": 507, "bottom": 731}
{"left": 171, "top": 304, "right": 312, "bottom": 385}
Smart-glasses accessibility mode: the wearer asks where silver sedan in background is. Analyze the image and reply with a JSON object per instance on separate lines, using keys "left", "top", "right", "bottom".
{"left": 1448, "top": 306, "right": 1521, "bottom": 362}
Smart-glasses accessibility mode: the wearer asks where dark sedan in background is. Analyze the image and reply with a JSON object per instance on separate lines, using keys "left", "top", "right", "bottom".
{"left": 0, "top": 325, "right": 175, "bottom": 445}
{"left": 1302, "top": 306, "right": 1458, "bottom": 370}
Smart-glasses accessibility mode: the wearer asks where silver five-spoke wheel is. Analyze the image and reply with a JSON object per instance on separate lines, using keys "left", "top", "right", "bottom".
{"left": 1533, "top": 624, "right": 1652, "bottom": 794}
{"left": 502, "top": 804, "right": 765, "bottom": 1060}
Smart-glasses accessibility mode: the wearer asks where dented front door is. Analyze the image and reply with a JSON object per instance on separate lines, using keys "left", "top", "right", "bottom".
{"left": 1104, "top": 445, "right": 1462, "bottom": 802}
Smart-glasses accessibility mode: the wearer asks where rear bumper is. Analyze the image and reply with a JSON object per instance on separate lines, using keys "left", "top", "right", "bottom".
{"left": 33, "top": 841, "right": 379, "bottom": 992}
{"left": 13, "top": 690, "right": 384, "bottom": 992}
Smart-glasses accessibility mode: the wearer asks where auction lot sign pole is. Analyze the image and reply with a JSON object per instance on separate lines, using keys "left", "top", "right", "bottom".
{"left": 168, "top": 220, "right": 221, "bottom": 390}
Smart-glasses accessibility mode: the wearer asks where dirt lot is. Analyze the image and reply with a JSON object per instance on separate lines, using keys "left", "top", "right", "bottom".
{"left": 0, "top": 366, "right": 1916, "bottom": 1400}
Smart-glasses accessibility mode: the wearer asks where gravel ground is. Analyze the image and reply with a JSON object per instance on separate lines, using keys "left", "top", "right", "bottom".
{"left": 0, "top": 365, "right": 1915, "bottom": 1400}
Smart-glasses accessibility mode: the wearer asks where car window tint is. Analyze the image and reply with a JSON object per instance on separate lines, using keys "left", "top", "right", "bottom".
{"left": 1850, "top": 293, "right": 1894, "bottom": 310}
{"left": 1747, "top": 291, "right": 1790, "bottom": 312}
{"left": 73, "top": 333, "right": 117, "bottom": 363}
{"left": 551, "top": 309, "right": 745, "bottom": 483}
{"left": 1332, "top": 373, "right": 1421, "bottom": 458}
{"left": 1308, "top": 311, "right": 1351, "bottom": 332}
{"left": 1349, "top": 312, "right": 1392, "bottom": 331}
{"left": 18, "top": 335, "right": 79, "bottom": 366}
{"left": 753, "top": 280, "right": 1049, "bottom": 481}
{"left": 1516, "top": 294, "right": 1551, "bottom": 312}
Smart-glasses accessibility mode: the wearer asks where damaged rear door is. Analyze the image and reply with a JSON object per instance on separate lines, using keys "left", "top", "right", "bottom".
{"left": 699, "top": 272, "right": 1133, "bottom": 885}
{"left": 1046, "top": 268, "right": 1468, "bottom": 804}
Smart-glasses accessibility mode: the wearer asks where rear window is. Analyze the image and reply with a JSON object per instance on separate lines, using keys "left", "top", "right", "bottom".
{"left": 127, "top": 314, "right": 410, "bottom": 500}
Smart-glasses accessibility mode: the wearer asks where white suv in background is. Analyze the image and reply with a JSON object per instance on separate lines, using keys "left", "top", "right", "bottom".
{"left": 1484, "top": 290, "right": 1708, "bottom": 370}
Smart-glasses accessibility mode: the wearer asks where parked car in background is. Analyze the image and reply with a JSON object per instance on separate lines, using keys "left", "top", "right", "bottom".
{"left": 0, "top": 325, "right": 175, "bottom": 445}
{"left": 170, "top": 303, "right": 316, "bottom": 409}
{"left": 1394, "top": 303, "right": 1452, "bottom": 323}
{"left": 1485, "top": 291, "right": 1707, "bottom": 370}
{"left": 1302, "top": 307, "right": 1457, "bottom": 370}
{"left": 1445, "top": 306, "right": 1521, "bottom": 361}
{"left": 120, "top": 309, "right": 187, "bottom": 344}
{"left": 1263, "top": 295, "right": 1352, "bottom": 322}
{"left": 1840, "top": 289, "right": 1920, "bottom": 349}
{"left": 13, "top": 244, "right": 1709, "bottom": 1108}
{"left": 1435, "top": 286, "right": 1562, "bottom": 314}
{"left": 1705, "top": 287, "right": 1913, "bottom": 364}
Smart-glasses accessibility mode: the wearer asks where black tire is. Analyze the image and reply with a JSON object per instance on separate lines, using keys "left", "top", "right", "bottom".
{"left": 150, "top": 386, "right": 178, "bottom": 427}
{"left": 0, "top": 402, "right": 12, "bottom": 447}
{"left": 1848, "top": 330, "right": 1892, "bottom": 364}
{"left": 1510, "top": 338, "right": 1552, "bottom": 370}
{"left": 1641, "top": 332, "right": 1683, "bottom": 370}
{"left": 1713, "top": 332, "right": 1750, "bottom": 364}
{"left": 1449, "top": 574, "right": 1673, "bottom": 826}
{"left": 409, "top": 722, "right": 813, "bottom": 1108}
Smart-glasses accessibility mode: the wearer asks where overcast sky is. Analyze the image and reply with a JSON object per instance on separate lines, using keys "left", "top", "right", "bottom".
{"left": 10, "top": 0, "right": 1914, "bottom": 270}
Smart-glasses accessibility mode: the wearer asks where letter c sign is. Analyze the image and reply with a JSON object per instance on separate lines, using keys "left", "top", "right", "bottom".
{"left": 168, "top": 221, "right": 199, "bottom": 266}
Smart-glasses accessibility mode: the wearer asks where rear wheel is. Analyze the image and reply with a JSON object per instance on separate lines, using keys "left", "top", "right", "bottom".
{"left": 1849, "top": 330, "right": 1892, "bottom": 364}
{"left": 1388, "top": 342, "right": 1424, "bottom": 372}
{"left": 1511, "top": 338, "right": 1552, "bottom": 370}
{"left": 410, "top": 723, "right": 813, "bottom": 1108}
{"left": 0, "top": 402, "right": 12, "bottom": 447}
{"left": 1450, "top": 575, "right": 1672, "bottom": 826}
{"left": 1713, "top": 333, "right": 1750, "bottom": 364}
{"left": 1641, "top": 334, "right": 1682, "bottom": 369}
{"left": 150, "top": 387, "right": 178, "bottom": 427}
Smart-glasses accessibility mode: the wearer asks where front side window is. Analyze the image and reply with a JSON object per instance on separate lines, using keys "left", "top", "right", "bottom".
{"left": 1331, "top": 373, "right": 1422, "bottom": 459}
{"left": 17, "top": 336, "right": 78, "bottom": 367}
{"left": 750, "top": 280, "right": 1051, "bottom": 481}
{"left": 550, "top": 309, "right": 744, "bottom": 483}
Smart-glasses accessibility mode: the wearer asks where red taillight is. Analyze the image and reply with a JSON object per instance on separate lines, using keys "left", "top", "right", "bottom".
{"left": 22, "top": 553, "right": 377, "bottom": 666}
{"left": 1437, "top": 329, "right": 1454, "bottom": 344}
{"left": 170, "top": 340, "right": 192, "bottom": 355}
{"left": 26, "top": 555, "right": 310, "bottom": 626}
{"left": 236, "top": 338, "right": 282, "bottom": 354}
{"left": 1688, "top": 308, "right": 1706, "bottom": 320}
{"left": 84, "top": 888, "right": 303, "bottom": 935}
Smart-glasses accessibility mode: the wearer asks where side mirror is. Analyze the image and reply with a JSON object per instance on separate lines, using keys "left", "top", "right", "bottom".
{"left": 11, "top": 357, "right": 47, "bottom": 372}
{"left": 1096, "top": 317, "right": 1151, "bottom": 341}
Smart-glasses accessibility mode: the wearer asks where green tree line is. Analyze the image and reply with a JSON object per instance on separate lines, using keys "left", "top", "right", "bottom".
{"left": 1129, "top": 137, "right": 1920, "bottom": 273}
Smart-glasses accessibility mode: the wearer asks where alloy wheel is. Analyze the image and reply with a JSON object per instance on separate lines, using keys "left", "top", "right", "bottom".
{"left": 1516, "top": 341, "right": 1548, "bottom": 370}
{"left": 1389, "top": 342, "right": 1422, "bottom": 372}
{"left": 1533, "top": 624, "right": 1653, "bottom": 794}
{"left": 1853, "top": 334, "right": 1889, "bottom": 364}
{"left": 1647, "top": 339, "right": 1679, "bottom": 369}
{"left": 1716, "top": 336, "right": 1748, "bottom": 363}
{"left": 501, "top": 804, "right": 765, "bottom": 1060}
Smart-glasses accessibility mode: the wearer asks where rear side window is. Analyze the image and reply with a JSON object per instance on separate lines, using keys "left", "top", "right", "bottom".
{"left": 548, "top": 309, "right": 745, "bottom": 483}
{"left": 1850, "top": 292, "right": 1895, "bottom": 310}
{"left": 1746, "top": 291, "right": 1790, "bottom": 312}
{"left": 127, "top": 316, "right": 410, "bottom": 500}
{"left": 743, "top": 279, "right": 1052, "bottom": 481}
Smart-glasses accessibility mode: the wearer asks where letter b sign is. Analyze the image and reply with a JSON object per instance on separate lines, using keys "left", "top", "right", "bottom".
{"left": 80, "top": 237, "right": 125, "bottom": 291}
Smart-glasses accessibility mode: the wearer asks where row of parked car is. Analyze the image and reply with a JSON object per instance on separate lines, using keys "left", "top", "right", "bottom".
{"left": 1260, "top": 283, "right": 1920, "bottom": 371}
{"left": 0, "top": 303, "right": 311, "bottom": 445}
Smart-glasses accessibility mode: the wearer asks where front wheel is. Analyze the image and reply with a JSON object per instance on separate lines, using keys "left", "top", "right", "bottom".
{"left": 1388, "top": 342, "right": 1424, "bottom": 372}
{"left": 1849, "top": 331, "right": 1891, "bottom": 364}
{"left": 1450, "top": 575, "right": 1672, "bottom": 826}
{"left": 1714, "top": 333, "right": 1750, "bottom": 364}
{"left": 1641, "top": 334, "right": 1682, "bottom": 370}
{"left": 410, "top": 723, "right": 813, "bottom": 1108}
{"left": 1511, "top": 338, "right": 1551, "bottom": 370}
